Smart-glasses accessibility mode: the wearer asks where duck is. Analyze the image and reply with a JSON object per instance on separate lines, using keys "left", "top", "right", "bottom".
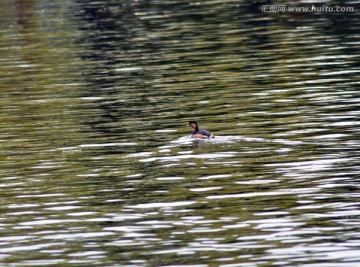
{"left": 189, "top": 120, "right": 215, "bottom": 139}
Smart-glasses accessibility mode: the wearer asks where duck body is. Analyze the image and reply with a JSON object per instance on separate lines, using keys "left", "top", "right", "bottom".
{"left": 192, "top": 129, "right": 213, "bottom": 139}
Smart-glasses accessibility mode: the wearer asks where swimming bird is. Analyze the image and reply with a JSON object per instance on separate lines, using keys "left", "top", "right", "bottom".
{"left": 189, "top": 120, "right": 215, "bottom": 139}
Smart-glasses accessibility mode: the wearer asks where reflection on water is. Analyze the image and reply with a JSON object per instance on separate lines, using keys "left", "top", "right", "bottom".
{"left": 1, "top": 0, "right": 359, "bottom": 266}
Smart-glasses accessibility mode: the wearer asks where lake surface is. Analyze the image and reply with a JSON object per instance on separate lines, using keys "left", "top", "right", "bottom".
{"left": 1, "top": 0, "right": 359, "bottom": 266}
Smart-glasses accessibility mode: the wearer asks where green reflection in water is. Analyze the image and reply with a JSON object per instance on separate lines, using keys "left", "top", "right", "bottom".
{"left": 0, "top": 0, "right": 359, "bottom": 266}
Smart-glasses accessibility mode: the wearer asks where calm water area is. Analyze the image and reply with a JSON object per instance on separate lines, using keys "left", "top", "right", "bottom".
{"left": 0, "top": 0, "right": 360, "bottom": 266}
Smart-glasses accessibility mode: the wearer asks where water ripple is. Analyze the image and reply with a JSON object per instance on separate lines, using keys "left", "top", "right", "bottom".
{"left": 0, "top": 0, "right": 359, "bottom": 266}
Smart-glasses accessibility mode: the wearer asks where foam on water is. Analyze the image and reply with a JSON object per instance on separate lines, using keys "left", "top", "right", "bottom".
{"left": 171, "top": 135, "right": 267, "bottom": 145}
{"left": 171, "top": 135, "right": 303, "bottom": 146}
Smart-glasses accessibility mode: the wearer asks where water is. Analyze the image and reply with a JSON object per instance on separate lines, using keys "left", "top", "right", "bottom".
{"left": 1, "top": 0, "right": 360, "bottom": 266}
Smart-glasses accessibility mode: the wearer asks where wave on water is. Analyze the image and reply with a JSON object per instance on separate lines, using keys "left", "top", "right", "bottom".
{"left": 127, "top": 135, "right": 305, "bottom": 160}
{"left": 171, "top": 135, "right": 304, "bottom": 146}
{"left": 171, "top": 135, "right": 267, "bottom": 144}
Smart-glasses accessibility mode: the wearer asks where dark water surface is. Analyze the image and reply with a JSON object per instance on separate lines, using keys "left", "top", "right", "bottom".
{"left": 1, "top": 0, "right": 360, "bottom": 266}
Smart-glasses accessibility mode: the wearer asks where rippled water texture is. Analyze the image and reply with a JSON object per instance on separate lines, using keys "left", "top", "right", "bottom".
{"left": 1, "top": 0, "right": 360, "bottom": 266}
